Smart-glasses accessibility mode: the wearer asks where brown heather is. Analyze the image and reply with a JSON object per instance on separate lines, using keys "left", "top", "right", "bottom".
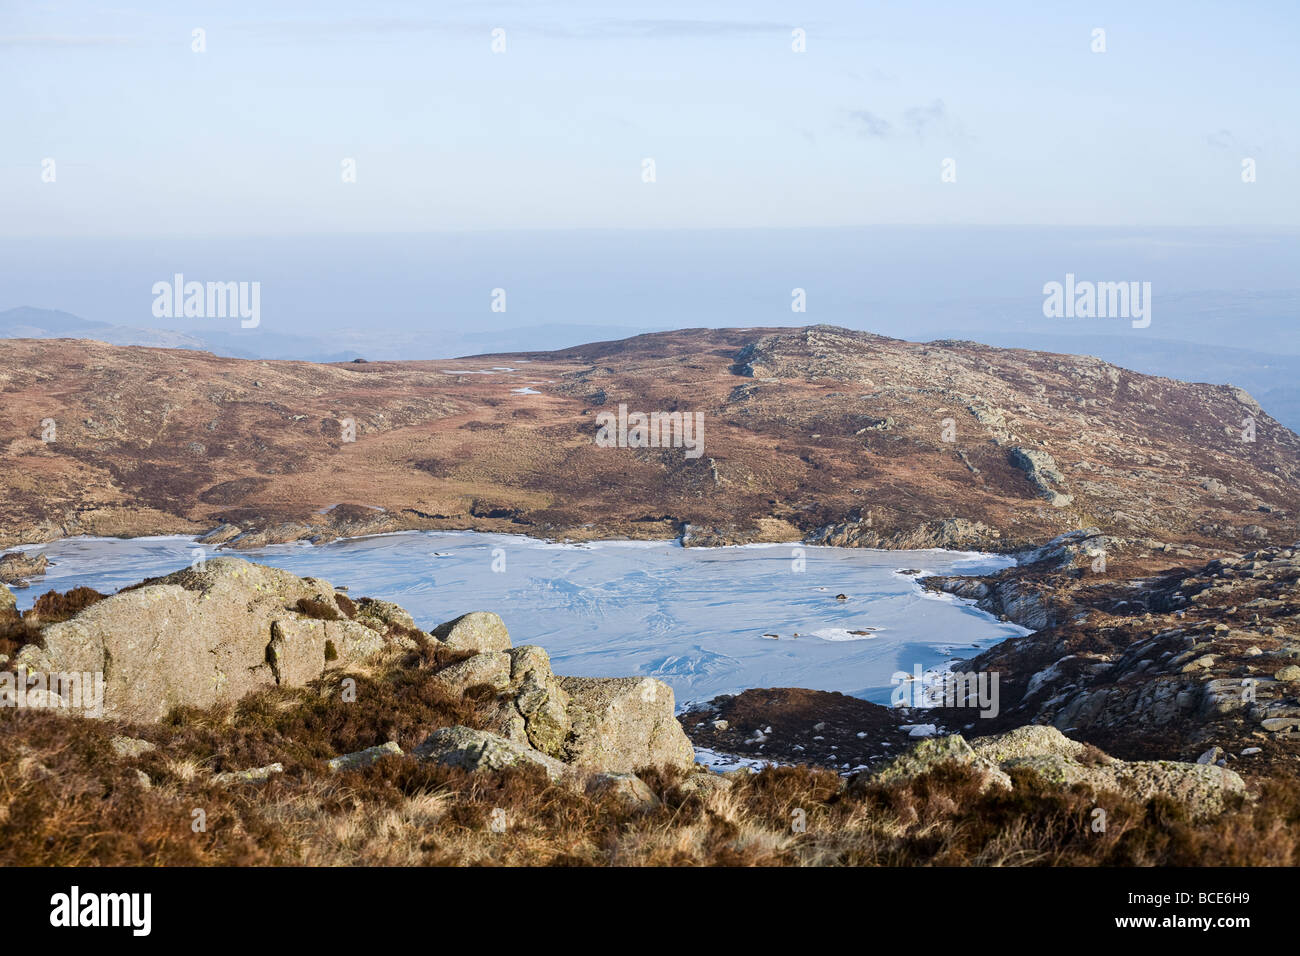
{"left": 2, "top": 661, "right": 1298, "bottom": 867}
{"left": 333, "top": 592, "right": 358, "bottom": 618}
{"left": 294, "top": 596, "right": 341, "bottom": 621}
{"left": 0, "top": 586, "right": 108, "bottom": 657}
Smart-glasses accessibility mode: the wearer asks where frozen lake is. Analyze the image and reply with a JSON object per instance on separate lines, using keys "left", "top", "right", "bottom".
{"left": 9, "top": 532, "right": 1028, "bottom": 708}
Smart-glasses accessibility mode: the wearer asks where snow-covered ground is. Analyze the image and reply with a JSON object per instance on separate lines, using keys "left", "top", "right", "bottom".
{"left": 10, "top": 532, "right": 1028, "bottom": 707}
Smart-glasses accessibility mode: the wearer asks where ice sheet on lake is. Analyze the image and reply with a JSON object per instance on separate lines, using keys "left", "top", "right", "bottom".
{"left": 12, "top": 532, "right": 1027, "bottom": 708}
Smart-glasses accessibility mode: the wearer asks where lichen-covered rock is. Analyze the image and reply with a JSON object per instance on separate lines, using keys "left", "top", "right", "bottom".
{"left": 327, "top": 741, "right": 403, "bottom": 772}
{"left": 109, "top": 735, "right": 156, "bottom": 759}
{"left": 968, "top": 724, "right": 1089, "bottom": 763}
{"left": 213, "top": 762, "right": 284, "bottom": 786}
{"left": 1000, "top": 754, "right": 1246, "bottom": 817}
{"left": 0, "top": 581, "right": 15, "bottom": 614}
{"left": 867, "top": 734, "right": 1011, "bottom": 791}
{"left": 14, "top": 557, "right": 399, "bottom": 722}
{"left": 432, "top": 612, "right": 512, "bottom": 653}
{"left": 559, "top": 676, "right": 695, "bottom": 772}
{"left": 431, "top": 651, "right": 512, "bottom": 695}
{"left": 585, "top": 771, "right": 660, "bottom": 810}
{"left": 880, "top": 726, "right": 1248, "bottom": 818}
{"left": 506, "top": 646, "right": 570, "bottom": 756}
{"left": 413, "top": 725, "right": 567, "bottom": 782}
{"left": 354, "top": 598, "right": 415, "bottom": 633}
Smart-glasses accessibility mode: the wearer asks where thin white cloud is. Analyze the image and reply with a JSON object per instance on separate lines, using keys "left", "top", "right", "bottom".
{"left": 0, "top": 35, "right": 134, "bottom": 47}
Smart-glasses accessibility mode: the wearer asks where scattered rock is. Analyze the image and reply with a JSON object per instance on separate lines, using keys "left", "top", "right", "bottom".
{"left": 1196, "top": 746, "right": 1224, "bottom": 765}
{"left": 213, "top": 763, "right": 284, "bottom": 786}
{"left": 675, "top": 771, "right": 735, "bottom": 799}
{"left": 327, "top": 741, "right": 403, "bottom": 772}
{"left": 109, "top": 735, "right": 157, "bottom": 759}
{"left": 585, "top": 771, "right": 661, "bottom": 810}
{"left": 414, "top": 726, "right": 567, "bottom": 782}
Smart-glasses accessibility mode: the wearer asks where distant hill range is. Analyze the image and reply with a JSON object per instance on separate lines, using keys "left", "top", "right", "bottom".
{"left": 0, "top": 325, "right": 1296, "bottom": 559}
{"left": 4, "top": 304, "right": 1299, "bottom": 433}
{"left": 0, "top": 306, "right": 657, "bottom": 368}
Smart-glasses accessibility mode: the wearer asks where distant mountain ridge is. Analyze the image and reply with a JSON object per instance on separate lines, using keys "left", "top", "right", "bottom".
{"left": 0, "top": 306, "right": 659, "bottom": 366}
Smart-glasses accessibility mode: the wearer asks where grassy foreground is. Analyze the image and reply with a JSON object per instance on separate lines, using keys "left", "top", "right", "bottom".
{"left": 2, "top": 653, "right": 1298, "bottom": 867}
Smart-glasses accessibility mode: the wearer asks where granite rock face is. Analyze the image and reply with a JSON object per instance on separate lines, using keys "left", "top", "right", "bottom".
{"left": 12, "top": 558, "right": 399, "bottom": 722}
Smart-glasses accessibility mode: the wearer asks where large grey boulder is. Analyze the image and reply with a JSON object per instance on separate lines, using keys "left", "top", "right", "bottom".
{"left": 13, "top": 558, "right": 396, "bottom": 722}
{"left": 414, "top": 725, "right": 568, "bottom": 782}
{"left": 430, "top": 651, "right": 512, "bottom": 695}
{"left": 432, "top": 612, "right": 512, "bottom": 653}
{"left": 559, "top": 676, "right": 696, "bottom": 772}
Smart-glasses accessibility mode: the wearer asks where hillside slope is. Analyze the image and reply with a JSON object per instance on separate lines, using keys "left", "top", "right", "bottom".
{"left": 0, "top": 326, "right": 1296, "bottom": 562}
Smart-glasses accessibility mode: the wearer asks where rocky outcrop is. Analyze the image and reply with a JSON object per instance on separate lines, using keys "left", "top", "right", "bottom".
{"left": 805, "top": 516, "right": 1001, "bottom": 551}
{"left": 0, "top": 551, "right": 47, "bottom": 586}
{"left": 860, "top": 725, "right": 1247, "bottom": 818}
{"left": 559, "top": 676, "right": 696, "bottom": 772}
{"left": 1008, "top": 447, "right": 1073, "bottom": 508}
{"left": 926, "top": 529, "right": 1120, "bottom": 631}
{"left": 11, "top": 558, "right": 403, "bottom": 722}
{"left": 936, "top": 542, "right": 1300, "bottom": 774}
{"left": 4, "top": 560, "right": 697, "bottom": 783}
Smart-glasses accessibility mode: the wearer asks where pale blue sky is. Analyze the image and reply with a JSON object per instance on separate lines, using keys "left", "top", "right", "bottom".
{"left": 3, "top": 0, "right": 1297, "bottom": 236}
